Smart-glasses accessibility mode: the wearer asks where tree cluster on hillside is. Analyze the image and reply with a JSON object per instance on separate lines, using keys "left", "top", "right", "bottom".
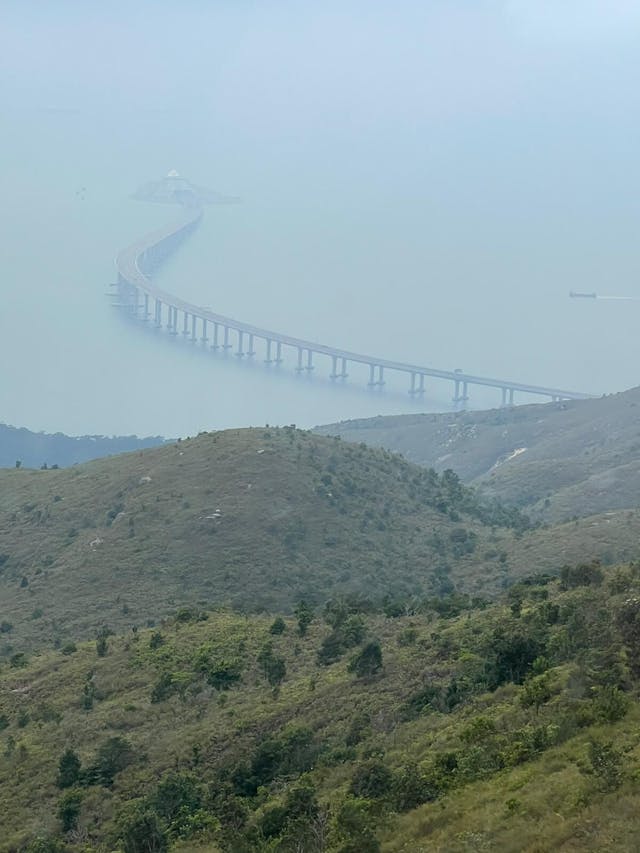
{"left": 3, "top": 560, "right": 640, "bottom": 850}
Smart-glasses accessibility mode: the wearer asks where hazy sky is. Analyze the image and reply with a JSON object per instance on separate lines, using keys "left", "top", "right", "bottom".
{"left": 2, "top": 1, "right": 640, "bottom": 436}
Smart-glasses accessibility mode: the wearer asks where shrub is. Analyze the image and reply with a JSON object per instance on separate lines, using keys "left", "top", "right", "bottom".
{"left": 118, "top": 805, "right": 168, "bottom": 853}
{"left": 348, "top": 642, "right": 382, "bottom": 678}
{"left": 350, "top": 760, "right": 394, "bottom": 799}
{"left": 149, "top": 631, "right": 165, "bottom": 649}
{"left": 207, "top": 660, "right": 243, "bottom": 691}
{"left": 295, "top": 600, "right": 314, "bottom": 636}
{"left": 152, "top": 771, "right": 202, "bottom": 827}
{"left": 560, "top": 561, "right": 604, "bottom": 590}
{"left": 57, "top": 748, "right": 81, "bottom": 789}
{"left": 151, "top": 672, "right": 179, "bottom": 704}
{"left": 83, "top": 736, "right": 136, "bottom": 786}
{"left": 269, "top": 616, "right": 286, "bottom": 635}
{"left": 392, "top": 763, "right": 437, "bottom": 811}
{"left": 520, "top": 674, "right": 552, "bottom": 715}
{"left": 23, "top": 839, "right": 64, "bottom": 853}
{"left": 335, "top": 797, "right": 380, "bottom": 852}
{"left": 587, "top": 740, "right": 625, "bottom": 792}
{"left": 58, "top": 788, "right": 83, "bottom": 832}
{"left": 257, "top": 642, "right": 287, "bottom": 687}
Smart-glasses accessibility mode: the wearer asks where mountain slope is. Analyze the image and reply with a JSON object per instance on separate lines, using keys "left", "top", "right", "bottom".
{"left": 316, "top": 386, "right": 640, "bottom": 522}
{"left": 0, "top": 427, "right": 532, "bottom": 654}
{"left": 2, "top": 564, "right": 640, "bottom": 851}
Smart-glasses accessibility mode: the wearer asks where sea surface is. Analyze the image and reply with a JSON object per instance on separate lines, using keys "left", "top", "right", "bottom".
{"left": 2, "top": 104, "right": 638, "bottom": 438}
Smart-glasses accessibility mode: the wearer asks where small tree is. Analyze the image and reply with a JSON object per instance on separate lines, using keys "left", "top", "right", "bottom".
{"left": 57, "top": 748, "right": 81, "bottom": 789}
{"left": 350, "top": 760, "right": 393, "bottom": 799}
{"left": 520, "top": 674, "right": 552, "bottom": 715}
{"left": 269, "top": 616, "right": 287, "bottom": 635}
{"left": 295, "top": 600, "right": 314, "bottom": 636}
{"left": 587, "top": 740, "right": 625, "bottom": 792}
{"left": 348, "top": 641, "right": 382, "bottom": 678}
{"left": 58, "top": 788, "right": 83, "bottom": 832}
{"left": 118, "top": 805, "right": 168, "bottom": 853}
{"left": 257, "top": 642, "right": 287, "bottom": 687}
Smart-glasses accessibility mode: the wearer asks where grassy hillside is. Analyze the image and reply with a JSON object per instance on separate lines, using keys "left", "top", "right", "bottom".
{"left": 2, "top": 562, "right": 640, "bottom": 851}
{"left": 0, "top": 427, "right": 533, "bottom": 654}
{"left": 0, "top": 423, "right": 166, "bottom": 470}
{"left": 316, "top": 386, "right": 640, "bottom": 522}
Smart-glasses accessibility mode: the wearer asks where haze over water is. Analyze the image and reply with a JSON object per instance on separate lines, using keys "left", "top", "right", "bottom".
{"left": 3, "top": 1, "right": 640, "bottom": 437}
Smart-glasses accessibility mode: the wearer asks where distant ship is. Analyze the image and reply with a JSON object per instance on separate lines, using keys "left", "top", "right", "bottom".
{"left": 569, "top": 291, "right": 597, "bottom": 299}
{"left": 132, "top": 171, "right": 240, "bottom": 206}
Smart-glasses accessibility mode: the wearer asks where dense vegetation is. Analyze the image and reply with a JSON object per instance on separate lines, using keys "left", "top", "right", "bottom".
{"left": 0, "top": 423, "right": 165, "bottom": 470}
{"left": 2, "top": 560, "right": 640, "bottom": 851}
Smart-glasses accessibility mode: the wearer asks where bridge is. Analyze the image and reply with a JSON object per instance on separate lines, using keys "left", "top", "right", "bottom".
{"left": 113, "top": 175, "right": 594, "bottom": 408}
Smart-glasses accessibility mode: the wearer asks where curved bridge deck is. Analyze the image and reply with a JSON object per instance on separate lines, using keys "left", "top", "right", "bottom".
{"left": 114, "top": 202, "right": 593, "bottom": 407}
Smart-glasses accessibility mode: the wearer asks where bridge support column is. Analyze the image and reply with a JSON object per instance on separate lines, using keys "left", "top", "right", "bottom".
{"left": 296, "top": 347, "right": 304, "bottom": 373}
{"left": 247, "top": 334, "right": 255, "bottom": 357}
{"left": 223, "top": 326, "right": 232, "bottom": 350}
{"left": 191, "top": 314, "right": 197, "bottom": 342}
{"left": 265, "top": 339, "right": 273, "bottom": 363}
{"left": 500, "top": 387, "right": 514, "bottom": 407}
{"left": 171, "top": 307, "right": 178, "bottom": 335}
{"left": 453, "top": 380, "right": 469, "bottom": 408}
{"left": 368, "top": 365, "right": 385, "bottom": 387}
{"left": 143, "top": 292, "right": 149, "bottom": 321}
{"left": 236, "top": 330, "right": 245, "bottom": 357}
{"left": 408, "top": 372, "right": 426, "bottom": 397}
{"left": 275, "top": 341, "right": 283, "bottom": 364}
{"left": 305, "top": 349, "right": 314, "bottom": 372}
{"left": 211, "top": 323, "right": 220, "bottom": 350}
{"left": 201, "top": 318, "right": 208, "bottom": 344}
{"left": 330, "top": 355, "right": 338, "bottom": 379}
{"left": 154, "top": 299, "right": 162, "bottom": 328}
{"left": 183, "top": 311, "right": 189, "bottom": 337}
{"left": 340, "top": 357, "right": 348, "bottom": 379}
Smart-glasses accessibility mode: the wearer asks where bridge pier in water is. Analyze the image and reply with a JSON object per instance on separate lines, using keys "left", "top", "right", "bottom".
{"left": 210, "top": 323, "right": 219, "bottom": 350}
{"left": 453, "top": 377, "right": 469, "bottom": 408}
{"left": 329, "top": 356, "right": 348, "bottom": 380}
{"left": 501, "top": 387, "right": 515, "bottom": 408}
{"left": 236, "top": 330, "right": 245, "bottom": 357}
{"left": 222, "top": 326, "right": 232, "bottom": 351}
{"left": 408, "top": 372, "right": 426, "bottom": 397}
{"left": 368, "top": 364, "right": 385, "bottom": 387}
{"left": 295, "top": 347, "right": 314, "bottom": 373}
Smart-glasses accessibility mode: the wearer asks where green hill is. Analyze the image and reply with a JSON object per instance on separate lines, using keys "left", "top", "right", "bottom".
{"left": 2, "top": 561, "right": 640, "bottom": 852}
{"left": 315, "top": 386, "right": 640, "bottom": 523}
{"left": 0, "top": 426, "right": 536, "bottom": 654}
